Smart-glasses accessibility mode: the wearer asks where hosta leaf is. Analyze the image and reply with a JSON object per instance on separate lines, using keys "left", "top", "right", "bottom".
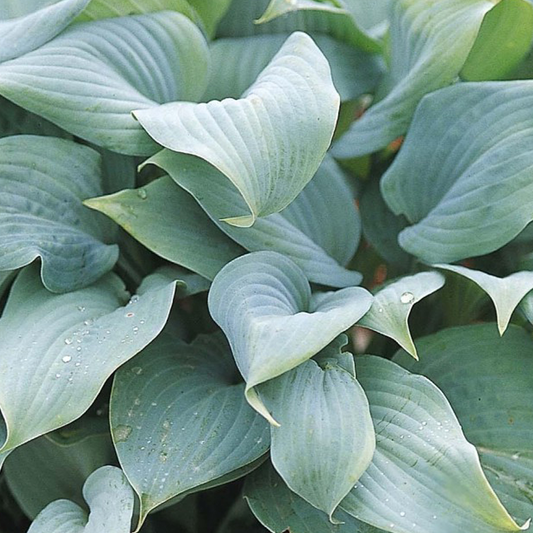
{"left": 0, "top": 135, "right": 118, "bottom": 293}
{"left": 203, "top": 34, "right": 384, "bottom": 103}
{"left": 28, "top": 466, "right": 134, "bottom": 533}
{"left": 0, "top": 0, "right": 90, "bottom": 63}
{"left": 77, "top": 0, "right": 198, "bottom": 22}
{"left": 110, "top": 333, "right": 269, "bottom": 525}
{"left": 218, "top": 0, "right": 381, "bottom": 52}
{"left": 0, "top": 97, "right": 70, "bottom": 139}
{"left": 393, "top": 324, "right": 533, "bottom": 526}
{"left": 0, "top": 12, "right": 209, "bottom": 156}
{"left": 340, "top": 356, "right": 525, "bottom": 533}
{"left": 84, "top": 176, "right": 244, "bottom": 281}
{"left": 145, "top": 151, "right": 361, "bottom": 287}
{"left": 258, "top": 342, "right": 375, "bottom": 518}
{"left": 4, "top": 419, "right": 115, "bottom": 519}
{"left": 208, "top": 252, "right": 373, "bottom": 423}
{"left": 435, "top": 264, "right": 533, "bottom": 335}
{"left": 461, "top": 0, "right": 533, "bottom": 81}
{"left": 332, "top": 0, "right": 495, "bottom": 158}
{"left": 381, "top": 82, "right": 533, "bottom": 263}
{"left": 358, "top": 271, "right": 445, "bottom": 359}
{"left": 0, "top": 265, "right": 176, "bottom": 461}
{"left": 245, "top": 462, "right": 385, "bottom": 533}
{"left": 134, "top": 31, "right": 340, "bottom": 227}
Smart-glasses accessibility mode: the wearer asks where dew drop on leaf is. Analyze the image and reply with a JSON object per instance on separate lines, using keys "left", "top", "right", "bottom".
{"left": 400, "top": 291, "right": 415, "bottom": 304}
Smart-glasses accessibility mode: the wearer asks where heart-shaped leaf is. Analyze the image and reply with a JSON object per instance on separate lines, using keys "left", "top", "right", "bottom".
{"left": 258, "top": 340, "right": 375, "bottom": 518}
{"left": 0, "top": 0, "right": 90, "bottom": 63}
{"left": 0, "top": 265, "right": 176, "bottom": 462}
{"left": 332, "top": 0, "right": 495, "bottom": 158}
{"left": 245, "top": 462, "right": 385, "bottom": 533}
{"left": 358, "top": 271, "right": 445, "bottom": 359}
{"left": 134, "top": 31, "right": 340, "bottom": 227}
{"left": 84, "top": 176, "right": 244, "bottom": 281}
{"left": 110, "top": 332, "right": 269, "bottom": 525}
{"left": 0, "top": 135, "right": 118, "bottom": 293}
{"left": 4, "top": 418, "right": 115, "bottom": 519}
{"left": 28, "top": 466, "right": 134, "bottom": 533}
{"left": 202, "top": 34, "right": 384, "bottom": 103}
{"left": 208, "top": 251, "right": 373, "bottom": 423}
{"left": 381, "top": 81, "right": 533, "bottom": 263}
{"left": 144, "top": 151, "right": 362, "bottom": 287}
{"left": 0, "top": 12, "right": 209, "bottom": 155}
{"left": 340, "top": 355, "right": 525, "bottom": 533}
{"left": 393, "top": 324, "right": 533, "bottom": 526}
{"left": 435, "top": 264, "right": 533, "bottom": 335}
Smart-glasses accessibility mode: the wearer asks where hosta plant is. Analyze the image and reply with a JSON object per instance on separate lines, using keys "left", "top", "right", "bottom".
{"left": 1, "top": 0, "right": 533, "bottom": 532}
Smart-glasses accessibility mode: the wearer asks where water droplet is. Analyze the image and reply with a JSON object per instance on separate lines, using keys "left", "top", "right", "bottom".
{"left": 133, "top": 326, "right": 139, "bottom": 334}
{"left": 151, "top": 402, "right": 157, "bottom": 407}
{"left": 378, "top": 307, "right": 384, "bottom": 313}
{"left": 134, "top": 398, "right": 141, "bottom": 406}
{"left": 137, "top": 188, "right": 148, "bottom": 200}
{"left": 75, "top": 362, "right": 81, "bottom": 367}
{"left": 77, "top": 306, "right": 86, "bottom": 312}
{"left": 128, "top": 295, "right": 140, "bottom": 305}
{"left": 83, "top": 319, "right": 93, "bottom": 326}
{"left": 54, "top": 373, "right": 61, "bottom": 379}
{"left": 64, "top": 337, "right": 73, "bottom": 345}
{"left": 62, "top": 355, "right": 72, "bottom": 363}
{"left": 432, "top": 515, "right": 437, "bottom": 520}
{"left": 125, "top": 312, "right": 135, "bottom": 318}
{"left": 131, "top": 367, "right": 143, "bottom": 375}
{"left": 159, "top": 452, "right": 168, "bottom": 462}
{"left": 400, "top": 512, "right": 406, "bottom": 517}
{"left": 400, "top": 291, "right": 415, "bottom": 304}
{"left": 162, "top": 420, "right": 171, "bottom": 430}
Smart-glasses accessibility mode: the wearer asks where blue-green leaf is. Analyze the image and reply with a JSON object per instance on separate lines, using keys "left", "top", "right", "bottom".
{"left": 144, "top": 151, "right": 362, "bottom": 287}
{"left": 0, "top": 135, "right": 118, "bottom": 293}
{"left": 84, "top": 176, "right": 244, "bottom": 281}
{"left": 28, "top": 466, "right": 134, "bottom": 533}
{"left": 381, "top": 81, "right": 533, "bottom": 263}
{"left": 258, "top": 341, "right": 375, "bottom": 518}
{"left": 134, "top": 32, "right": 340, "bottom": 227}
{"left": 208, "top": 252, "right": 372, "bottom": 423}
{"left": 0, "top": 0, "right": 90, "bottom": 63}
{"left": 4, "top": 419, "right": 115, "bottom": 519}
{"left": 0, "top": 12, "right": 209, "bottom": 155}
{"left": 332, "top": 0, "right": 495, "bottom": 157}
{"left": 0, "top": 266, "right": 176, "bottom": 462}
{"left": 340, "top": 356, "right": 525, "bottom": 533}
{"left": 110, "top": 333, "right": 269, "bottom": 524}
{"left": 393, "top": 324, "right": 533, "bottom": 526}
{"left": 358, "top": 271, "right": 445, "bottom": 359}
{"left": 203, "top": 33, "right": 384, "bottom": 103}
{"left": 435, "top": 264, "right": 533, "bottom": 335}
{"left": 245, "top": 462, "right": 385, "bottom": 533}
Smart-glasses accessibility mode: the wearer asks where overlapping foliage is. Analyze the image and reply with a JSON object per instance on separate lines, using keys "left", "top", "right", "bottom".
{"left": 1, "top": 1, "right": 533, "bottom": 532}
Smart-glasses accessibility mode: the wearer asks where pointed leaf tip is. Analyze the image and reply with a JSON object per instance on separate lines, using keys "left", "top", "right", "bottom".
{"left": 208, "top": 252, "right": 372, "bottom": 420}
